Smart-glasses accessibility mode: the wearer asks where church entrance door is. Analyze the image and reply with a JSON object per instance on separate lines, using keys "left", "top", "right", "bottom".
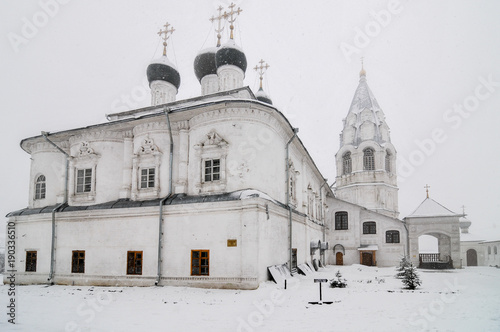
{"left": 361, "top": 252, "right": 374, "bottom": 266}
{"left": 466, "top": 249, "right": 478, "bottom": 266}
{"left": 336, "top": 252, "right": 343, "bottom": 265}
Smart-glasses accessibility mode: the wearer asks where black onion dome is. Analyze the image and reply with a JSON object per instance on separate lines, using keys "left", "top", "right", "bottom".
{"left": 194, "top": 47, "right": 217, "bottom": 82}
{"left": 215, "top": 40, "right": 247, "bottom": 74}
{"left": 255, "top": 88, "right": 273, "bottom": 105}
{"left": 146, "top": 56, "right": 181, "bottom": 90}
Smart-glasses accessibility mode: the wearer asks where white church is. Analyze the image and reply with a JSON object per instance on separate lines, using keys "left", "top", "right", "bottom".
{"left": 6, "top": 4, "right": 498, "bottom": 289}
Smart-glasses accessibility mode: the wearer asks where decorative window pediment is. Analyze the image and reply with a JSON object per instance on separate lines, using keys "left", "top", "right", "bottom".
{"left": 132, "top": 137, "right": 162, "bottom": 200}
{"left": 195, "top": 131, "right": 228, "bottom": 149}
{"left": 70, "top": 141, "right": 99, "bottom": 204}
{"left": 195, "top": 130, "right": 228, "bottom": 194}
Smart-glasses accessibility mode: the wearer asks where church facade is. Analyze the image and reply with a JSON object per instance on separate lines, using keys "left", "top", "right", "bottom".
{"left": 6, "top": 4, "right": 427, "bottom": 289}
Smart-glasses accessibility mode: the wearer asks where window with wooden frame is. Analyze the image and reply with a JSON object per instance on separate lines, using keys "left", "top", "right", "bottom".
{"left": 335, "top": 211, "right": 348, "bottom": 230}
{"left": 71, "top": 250, "right": 85, "bottom": 273}
{"left": 140, "top": 167, "right": 155, "bottom": 189}
{"left": 25, "top": 251, "right": 37, "bottom": 272}
{"left": 34, "top": 175, "right": 46, "bottom": 200}
{"left": 363, "top": 221, "right": 377, "bottom": 234}
{"left": 191, "top": 250, "right": 209, "bottom": 276}
{"left": 342, "top": 152, "right": 352, "bottom": 175}
{"left": 127, "top": 251, "right": 143, "bottom": 275}
{"left": 76, "top": 168, "right": 93, "bottom": 193}
{"left": 363, "top": 148, "right": 375, "bottom": 171}
{"left": 386, "top": 230, "right": 400, "bottom": 243}
{"left": 204, "top": 159, "right": 220, "bottom": 182}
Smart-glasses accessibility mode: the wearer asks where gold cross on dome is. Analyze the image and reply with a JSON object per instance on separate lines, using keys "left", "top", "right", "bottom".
{"left": 210, "top": 5, "right": 226, "bottom": 47}
{"left": 158, "top": 22, "right": 175, "bottom": 56}
{"left": 424, "top": 184, "right": 431, "bottom": 198}
{"left": 254, "top": 59, "right": 270, "bottom": 89}
{"left": 224, "top": 2, "right": 242, "bottom": 40}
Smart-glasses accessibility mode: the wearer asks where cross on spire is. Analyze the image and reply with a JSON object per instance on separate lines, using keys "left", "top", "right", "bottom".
{"left": 254, "top": 59, "right": 270, "bottom": 89}
{"left": 210, "top": 6, "right": 226, "bottom": 47}
{"left": 424, "top": 184, "right": 431, "bottom": 198}
{"left": 224, "top": 2, "right": 242, "bottom": 40}
{"left": 461, "top": 205, "right": 466, "bottom": 215}
{"left": 360, "top": 57, "right": 366, "bottom": 77}
{"left": 158, "top": 22, "right": 175, "bottom": 56}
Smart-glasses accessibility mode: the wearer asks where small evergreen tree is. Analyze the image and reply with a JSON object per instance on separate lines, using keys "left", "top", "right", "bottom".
{"left": 402, "top": 262, "right": 422, "bottom": 290}
{"left": 330, "top": 270, "right": 347, "bottom": 288}
{"left": 395, "top": 256, "right": 411, "bottom": 279}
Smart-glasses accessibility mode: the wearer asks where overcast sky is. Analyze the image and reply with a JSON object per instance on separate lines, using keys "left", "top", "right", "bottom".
{"left": 1, "top": 0, "right": 499, "bottom": 242}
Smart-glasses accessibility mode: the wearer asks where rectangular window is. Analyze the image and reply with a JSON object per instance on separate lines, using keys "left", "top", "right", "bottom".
{"left": 127, "top": 251, "right": 143, "bottom": 275}
{"left": 335, "top": 212, "right": 348, "bottom": 230}
{"left": 204, "top": 159, "right": 220, "bottom": 182}
{"left": 363, "top": 222, "right": 377, "bottom": 234}
{"left": 386, "top": 231, "right": 400, "bottom": 243}
{"left": 71, "top": 250, "right": 85, "bottom": 273}
{"left": 191, "top": 250, "right": 209, "bottom": 276}
{"left": 140, "top": 168, "right": 155, "bottom": 189}
{"left": 25, "top": 251, "right": 37, "bottom": 272}
{"left": 76, "top": 168, "right": 92, "bottom": 193}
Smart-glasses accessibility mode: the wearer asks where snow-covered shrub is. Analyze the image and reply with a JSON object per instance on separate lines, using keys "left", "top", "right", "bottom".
{"left": 330, "top": 270, "right": 347, "bottom": 288}
{"left": 395, "top": 256, "right": 411, "bottom": 279}
{"left": 402, "top": 262, "right": 422, "bottom": 290}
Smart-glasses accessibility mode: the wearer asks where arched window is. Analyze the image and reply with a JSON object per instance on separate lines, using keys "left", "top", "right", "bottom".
{"left": 342, "top": 152, "right": 352, "bottom": 175}
{"left": 494, "top": 246, "right": 498, "bottom": 255}
{"left": 385, "top": 151, "right": 391, "bottom": 172}
{"left": 386, "top": 230, "right": 400, "bottom": 243}
{"left": 35, "top": 175, "right": 46, "bottom": 200}
{"left": 363, "top": 221, "right": 376, "bottom": 234}
{"left": 488, "top": 246, "right": 491, "bottom": 255}
{"left": 335, "top": 211, "right": 348, "bottom": 230}
{"left": 363, "top": 148, "right": 375, "bottom": 170}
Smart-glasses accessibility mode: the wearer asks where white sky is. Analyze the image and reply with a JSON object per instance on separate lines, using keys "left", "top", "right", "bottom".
{"left": 1, "top": 0, "right": 499, "bottom": 241}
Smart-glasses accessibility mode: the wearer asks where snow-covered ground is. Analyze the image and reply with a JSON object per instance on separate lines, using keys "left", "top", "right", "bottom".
{"left": 1, "top": 265, "right": 499, "bottom": 332}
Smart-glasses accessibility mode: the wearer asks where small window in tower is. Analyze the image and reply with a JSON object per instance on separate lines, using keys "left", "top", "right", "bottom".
{"left": 342, "top": 152, "right": 352, "bottom": 175}
{"left": 140, "top": 167, "right": 155, "bottom": 189}
{"left": 385, "top": 151, "right": 391, "bottom": 173}
{"left": 204, "top": 159, "right": 220, "bottom": 182}
{"left": 488, "top": 246, "right": 491, "bottom": 255}
{"left": 35, "top": 175, "right": 46, "bottom": 200}
{"left": 363, "top": 148, "right": 375, "bottom": 171}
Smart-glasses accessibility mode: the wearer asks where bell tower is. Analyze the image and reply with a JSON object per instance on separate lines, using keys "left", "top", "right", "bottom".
{"left": 334, "top": 65, "right": 399, "bottom": 218}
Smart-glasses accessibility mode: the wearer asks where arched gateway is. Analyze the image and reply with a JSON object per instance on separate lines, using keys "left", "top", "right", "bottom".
{"left": 404, "top": 197, "right": 462, "bottom": 269}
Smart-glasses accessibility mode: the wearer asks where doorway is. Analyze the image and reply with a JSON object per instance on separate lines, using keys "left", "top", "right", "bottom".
{"left": 336, "top": 252, "right": 343, "bottom": 265}
{"left": 466, "top": 249, "right": 478, "bottom": 266}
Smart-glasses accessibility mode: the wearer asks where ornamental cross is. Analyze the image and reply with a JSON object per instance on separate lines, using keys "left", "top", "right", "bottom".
{"left": 461, "top": 205, "right": 466, "bottom": 215}
{"left": 210, "top": 6, "right": 226, "bottom": 47}
{"left": 158, "top": 22, "right": 175, "bottom": 56}
{"left": 224, "top": 2, "right": 242, "bottom": 40}
{"left": 254, "top": 59, "right": 270, "bottom": 89}
{"left": 424, "top": 184, "right": 431, "bottom": 198}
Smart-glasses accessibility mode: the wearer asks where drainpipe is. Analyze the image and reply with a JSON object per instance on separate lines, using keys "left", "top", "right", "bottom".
{"left": 285, "top": 128, "right": 298, "bottom": 271}
{"left": 41, "top": 131, "right": 69, "bottom": 285}
{"left": 319, "top": 179, "right": 328, "bottom": 265}
{"left": 156, "top": 107, "right": 174, "bottom": 286}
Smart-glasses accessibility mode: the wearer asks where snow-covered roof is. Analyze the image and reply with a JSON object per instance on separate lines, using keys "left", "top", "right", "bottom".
{"left": 406, "top": 198, "right": 461, "bottom": 218}
{"left": 460, "top": 232, "right": 485, "bottom": 242}
{"left": 340, "top": 73, "right": 390, "bottom": 147}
